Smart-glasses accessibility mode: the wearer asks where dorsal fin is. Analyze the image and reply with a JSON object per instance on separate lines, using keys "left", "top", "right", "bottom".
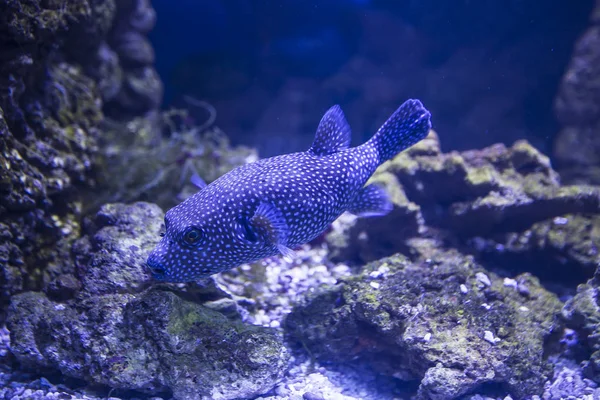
{"left": 309, "top": 105, "right": 352, "bottom": 156}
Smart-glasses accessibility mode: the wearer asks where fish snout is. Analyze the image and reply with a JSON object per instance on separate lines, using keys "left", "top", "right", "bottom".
{"left": 146, "top": 255, "right": 167, "bottom": 280}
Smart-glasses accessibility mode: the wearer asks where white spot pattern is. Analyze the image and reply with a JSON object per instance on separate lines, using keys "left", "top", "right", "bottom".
{"left": 146, "top": 99, "right": 432, "bottom": 282}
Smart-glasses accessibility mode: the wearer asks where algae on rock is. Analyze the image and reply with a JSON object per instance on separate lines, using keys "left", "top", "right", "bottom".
{"left": 0, "top": 0, "right": 161, "bottom": 321}
{"left": 388, "top": 135, "right": 599, "bottom": 235}
{"left": 73, "top": 201, "right": 163, "bottom": 295}
{"left": 8, "top": 289, "right": 289, "bottom": 400}
{"left": 471, "top": 214, "right": 600, "bottom": 286}
{"left": 0, "top": 60, "right": 103, "bottom": 320}
{"left": 326, "top": 131, "right": 600, "bottom": 287}
{"left": 562, "top": 276, "right": 600, "bottom": 384}
{"left": 6, "top": 202, "right": 290, "bottom": 400}
{"left": 285, "top": 247, "right": 563, "bottom": 400}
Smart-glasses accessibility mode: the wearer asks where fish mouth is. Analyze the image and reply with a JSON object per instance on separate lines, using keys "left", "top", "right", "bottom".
{"left": 146, "top": 257, "right": 167, "bottom": 280}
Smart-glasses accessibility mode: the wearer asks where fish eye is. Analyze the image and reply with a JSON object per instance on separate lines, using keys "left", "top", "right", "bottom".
{"left": 181, "top": 227, "right": 204, "bottom": 247}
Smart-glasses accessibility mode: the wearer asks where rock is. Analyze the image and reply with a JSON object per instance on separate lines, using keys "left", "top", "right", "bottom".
{"left": 126, "top": 0, "right": 157, "bottom": 34}
{"left": 470, "top": 214, "right": 600, "bottom": 285}
{"left": 8, "top": 290, "right": 289, "bottom": 400}
{"left": 105, "top": 0, "right": 162, "bottom": 118}
{"left": 543, "top": 360, "right": 600, "bottom": 400}
{"left": 64, "top": 0, "right": 117, "bottom": 57}
{"left": 554, "top": 20, "right": 600, "bottom": 184}
{"left": 112, "top": 30, "right": 155, "bottom": 66}
{"left": 0, "top": 1, "right": 94, "bottom": 47}
{"left": 285, "top": 248, "right": 563, "bottom": 400}
{"left": 6, "top": 202, "right": 289, "bottom": 400}
{"left": 73, "top": 202, "right": 163, "bottom": 295}
{"left": 0, "top": 63, "right": 101, "bottom": 321}
{"left": 326, "top": 132, "right": 600, "bottom": 285}
{"left": 0, "top": 0, "right": 163, "bottom": 321}
{"left": 390, "top": 137, "right": 599, "bottom": 236}
{"left": 555, "top": 25, "right": 600, "bottom": 125}
{"left": 84, "top": 42, "right": 124, "bottom": 103}
{"left": 553, "top": 122, "right": 600, "bottom": 185}
{"left": 45, "top": 273, "right": 82, "bottom": 301}
{"left": 562, "top": 282, "right": 600, "bottom": 383}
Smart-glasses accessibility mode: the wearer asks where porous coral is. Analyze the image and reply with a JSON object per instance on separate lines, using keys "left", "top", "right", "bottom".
{"left": 0, "top": 62, "right": 102, "bottom": 321}
{"left": 0, "top": 0, "right": 163, "bottom": 321}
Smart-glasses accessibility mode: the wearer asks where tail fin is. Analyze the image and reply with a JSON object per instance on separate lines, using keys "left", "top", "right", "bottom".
{"left": 367, "top": 99, "right": 431, "bottom": 164}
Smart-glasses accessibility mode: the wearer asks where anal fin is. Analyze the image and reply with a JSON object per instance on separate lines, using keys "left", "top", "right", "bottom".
{"left": 348, "top": 184, "right": 393, "bottom": 217}
{"left": 277, "top": 244, "right": 296, "bottom": 262}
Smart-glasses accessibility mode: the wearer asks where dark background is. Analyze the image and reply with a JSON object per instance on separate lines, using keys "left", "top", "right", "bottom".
{"left": 149, "top": 0, "right": 593, "bottom": 157}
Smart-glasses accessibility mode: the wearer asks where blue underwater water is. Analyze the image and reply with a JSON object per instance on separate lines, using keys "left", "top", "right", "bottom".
{"left": 150, "top": 0, "right": 592, "bottom": 156}
{"left": 2, "top": 1, "right": 600, "bottom": 400}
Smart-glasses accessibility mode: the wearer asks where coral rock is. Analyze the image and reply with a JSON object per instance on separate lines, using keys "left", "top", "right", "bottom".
{"left": 7, "top": 202, "right": 289, "bottom": 400}
{"left": 286, "top": 249, "right": 563, "bottom": 400}
{"left": 326, "top": 132, "right": 600, "bottom": 284}
{"left": 8, "top": 289, "right": 289, "bottom": 400}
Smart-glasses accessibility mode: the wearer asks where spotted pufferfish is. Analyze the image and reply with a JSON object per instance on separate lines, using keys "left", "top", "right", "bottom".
{"left": 147, "top": 99, "right": 432, "bottom": 282}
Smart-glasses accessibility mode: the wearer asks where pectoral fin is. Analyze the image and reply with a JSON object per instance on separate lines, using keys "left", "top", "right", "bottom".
{"left": 249, "top": 202, "right": 295, "bottom": 259}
